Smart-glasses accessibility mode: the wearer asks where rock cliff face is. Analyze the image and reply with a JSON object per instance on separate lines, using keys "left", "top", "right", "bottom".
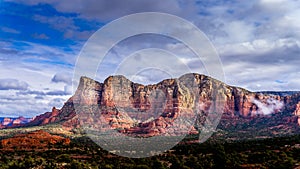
{"left": 25, "top": 73, "right": 300, "bottom": 138}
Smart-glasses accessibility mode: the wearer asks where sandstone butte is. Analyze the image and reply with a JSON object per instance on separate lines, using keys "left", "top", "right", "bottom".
{"left": 20, "top": 73, "right": 300, "bottom": 137}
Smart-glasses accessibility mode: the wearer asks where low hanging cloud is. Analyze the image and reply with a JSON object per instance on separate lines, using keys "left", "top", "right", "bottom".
{"left": 252, "top": 98, "right": 284, "bottom": 115}
{"left": 0, "top": 79, "right": 29, "bottom": 90}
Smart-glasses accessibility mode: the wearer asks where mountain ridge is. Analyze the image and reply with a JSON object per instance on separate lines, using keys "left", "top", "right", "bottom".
{"left": 0, "top": 116, "right": 33, "bottom": 128}
{"left": 12, "top": 73, "right": 300, "bottom": 139}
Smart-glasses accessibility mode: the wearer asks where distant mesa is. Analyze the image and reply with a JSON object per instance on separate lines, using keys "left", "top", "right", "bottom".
{"left": 0, "top": 116, "right": 33, "bottom": 129}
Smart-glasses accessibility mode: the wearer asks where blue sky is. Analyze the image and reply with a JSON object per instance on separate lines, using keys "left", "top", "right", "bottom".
{"left": 0, "top": 0, "right": 300, "bottom": 117}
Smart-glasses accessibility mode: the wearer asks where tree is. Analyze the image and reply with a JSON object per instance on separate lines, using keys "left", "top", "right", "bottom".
{"left": 212, "top": 144, "right": 227, "bottom": 169}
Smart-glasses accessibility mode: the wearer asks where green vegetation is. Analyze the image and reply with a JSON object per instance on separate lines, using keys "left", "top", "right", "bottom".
{"left": 1, "top": 135, "right": 300, "bottom": 168}
{"left": 0, "top": 124, "right": 78, "bottom": 139}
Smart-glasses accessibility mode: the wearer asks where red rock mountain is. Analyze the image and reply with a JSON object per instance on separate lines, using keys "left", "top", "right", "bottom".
{"left": 24, "top": 73, "right": 300, "bottom": 138}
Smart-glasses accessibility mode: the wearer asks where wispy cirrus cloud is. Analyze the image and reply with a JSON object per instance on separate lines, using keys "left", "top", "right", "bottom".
{"left": 32, "top": 33, "right": 50, "bottom": 40}
{"left": 0, "top": 26, "right": 20, "bottom": 34}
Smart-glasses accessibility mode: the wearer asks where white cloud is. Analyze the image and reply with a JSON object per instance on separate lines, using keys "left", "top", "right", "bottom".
{"left": 32, "top": 33, "right": 50, "bottom": 40}
{"left": 0, "top": 40, "right": 76, "bottom": 117}
{"left": 0, "top": 26, "right": 20, "bottom": 34}
{"left": 33, "top": 15, "right": 95, "bottom": 40}
{"left": 252, "top": 98, "right": 284, "bottom": 115}
{"left": 0, "top": 79, "right": 29, "bottom": 90}
{"left": 221, "top": 21, "right": 255, "bottom": 43}
{"left": 1, "top": 0, "right": 300, "bottom": 117}
{"left": 218, "top": 38, "right": 300, "bottom": 57}
{"left": 6, "top": 0, "right": 183, "bottom": 21}
{"left": 51, "top": 72, "right": 72, "bottom": 85}
{"left": 48, "top": 98, "right": 66, "bottom": 108}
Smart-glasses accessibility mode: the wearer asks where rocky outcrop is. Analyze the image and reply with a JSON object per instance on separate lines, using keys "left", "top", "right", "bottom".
{"left": 292, "top": 95, "right": 300, "bottom": 125}
{"left": 24, "top": 73, "right": 300, "bottom": 137}
{"left": 26, "top": 104, "right": 77, "bottom": 130}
